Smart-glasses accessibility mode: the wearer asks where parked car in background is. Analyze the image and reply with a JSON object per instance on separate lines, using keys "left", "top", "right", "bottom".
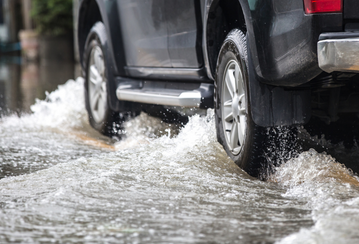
{"left": 77, "top": 0, "right": 359, "bottom": 177}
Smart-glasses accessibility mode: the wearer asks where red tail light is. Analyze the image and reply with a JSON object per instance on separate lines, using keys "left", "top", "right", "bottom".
{"left": 304, "top": 0, "right": 342, "bottom": 14}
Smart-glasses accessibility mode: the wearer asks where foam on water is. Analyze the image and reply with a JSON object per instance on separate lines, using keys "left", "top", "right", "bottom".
{"left": 1, "top": 79, "right": 268, "bottom": 242}
{"left": 0, "top": 78, "right": 108, "bottom": 178}
{"left": 273, "top": 149, "right": 359, "bottom": 244}
{"left": 1, "top": 78, "right": 359, "bottom": 242}
{"left": 0, "top": 77, "right": 88, "bottom": 132}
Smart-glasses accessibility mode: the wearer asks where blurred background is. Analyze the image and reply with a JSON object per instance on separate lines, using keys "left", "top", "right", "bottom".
{"left": 0, "top": 0, "right": 80, "bottom": 116}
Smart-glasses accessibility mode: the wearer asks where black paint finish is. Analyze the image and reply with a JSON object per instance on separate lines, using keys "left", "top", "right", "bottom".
{"left": 344, "top": 0, "right": 359, "bottom": 19}
{"left": 242, "top": 0, "right": 342, "bottom": 87}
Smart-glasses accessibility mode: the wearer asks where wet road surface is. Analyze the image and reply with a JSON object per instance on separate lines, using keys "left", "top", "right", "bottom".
{"left": 1, "top": 73, "right": 359, "bottom": 243}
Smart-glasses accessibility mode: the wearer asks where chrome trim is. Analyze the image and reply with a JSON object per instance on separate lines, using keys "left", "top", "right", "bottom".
{"left": 116, "top": 88, "right": 202, "bottom": 107}
{"left": 318, "top": 38, "right": 359, "bottom": 73}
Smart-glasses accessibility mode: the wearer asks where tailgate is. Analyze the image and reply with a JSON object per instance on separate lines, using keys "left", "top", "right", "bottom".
{"left": 344, "top": 0, "right": 359, "bottom": 19}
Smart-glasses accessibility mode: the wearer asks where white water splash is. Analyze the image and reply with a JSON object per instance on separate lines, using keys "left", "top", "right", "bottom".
{"left": 0, "top": 77, "right": 88, "bottom": 132}
{"left": 274, "top": 149, "right": 359, "bottom": 244}
{"left": 1, "top": 76, "right": 359, "bottom": 243}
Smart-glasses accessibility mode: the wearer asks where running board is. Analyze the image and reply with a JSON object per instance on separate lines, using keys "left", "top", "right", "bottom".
{"left": 116, "top": 81, "right": 214, "bottom": 108}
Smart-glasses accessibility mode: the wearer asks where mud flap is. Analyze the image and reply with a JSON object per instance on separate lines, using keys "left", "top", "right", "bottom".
{"left": 247, "top": 46, "right": 311, "bottom": 127}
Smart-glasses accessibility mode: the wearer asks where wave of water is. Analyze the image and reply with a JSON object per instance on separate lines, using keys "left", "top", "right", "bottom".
{"left": 0, "top": 78, "right": 359, "bottom": 243}
{"left": 1, "top": 77, "right": 88, "bottom": 132}
{"left": 273, "top": 149, "right": 359, "bottom": 244}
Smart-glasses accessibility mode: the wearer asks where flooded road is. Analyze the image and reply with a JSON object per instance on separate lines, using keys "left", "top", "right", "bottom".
{"left": 1, "top": 77, "right": 359, "bottom": 243}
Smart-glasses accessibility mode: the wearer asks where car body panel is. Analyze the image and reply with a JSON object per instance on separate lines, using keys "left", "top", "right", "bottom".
{"left": 118, "top": 0, "right": 171, "bottom": 67}
{"left": 166, "top": 0, "right": 204, "bottom": 68}
{"left": 239, "top": 0, "right": 342, "bottom": 86}
{"left": 344, "top": 0, "right": 359, "bottom": 19}
{"left": 80, "top": 0, "right": 344, "bottom": 86}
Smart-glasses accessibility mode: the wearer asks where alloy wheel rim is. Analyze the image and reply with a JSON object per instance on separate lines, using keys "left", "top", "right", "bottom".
{"left": 88, "top": 45, "right": 107, "bottom": 124}
{"left": 221, "top": 60, "right": 247, "bottom": 155}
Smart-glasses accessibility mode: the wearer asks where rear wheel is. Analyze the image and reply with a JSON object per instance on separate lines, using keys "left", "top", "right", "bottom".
{"left": 215, "top": 29, "right": 266, "bottom": 177}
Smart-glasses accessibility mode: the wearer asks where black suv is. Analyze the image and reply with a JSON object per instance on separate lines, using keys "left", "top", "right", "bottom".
{"left": 78, "top": 0, "right": 359, "bottom": 177}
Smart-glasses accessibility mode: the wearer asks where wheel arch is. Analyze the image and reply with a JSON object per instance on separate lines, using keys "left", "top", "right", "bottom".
{"left": 205, "top": 0, "right": 312, "bottom": 127}
{"left": 78, "top": 0, "right": 126, "bottom": 76}
{"left": 79, "top": 0, "right": 128, "bottom": 112}
{"left": 204, "top": 0, "right": 250, "bottom": 80}
{"left": 78, "top": 0, "right": 103, "bottom": 70}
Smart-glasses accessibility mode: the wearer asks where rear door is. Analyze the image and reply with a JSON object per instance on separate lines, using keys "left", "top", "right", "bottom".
{"left": 118, "top": 0, "right": 171, "bottom": 67}
{"left": 165, "top": 0, "right": 204, "bottom": 68}
{"left": 118, "top": 0, "right": 203, "bottom": 69}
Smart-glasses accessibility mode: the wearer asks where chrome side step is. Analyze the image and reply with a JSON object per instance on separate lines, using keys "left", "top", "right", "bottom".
{"left": 116, "top": 81, "right": 213, "bottom": 108}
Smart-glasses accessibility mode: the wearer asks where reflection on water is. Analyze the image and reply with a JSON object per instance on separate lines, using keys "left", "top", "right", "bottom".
{"left": 0, "top": 56, "right": 76, "bottom": 116}
{"left": 0, "top": 57, "right": 21, "bottom": 115}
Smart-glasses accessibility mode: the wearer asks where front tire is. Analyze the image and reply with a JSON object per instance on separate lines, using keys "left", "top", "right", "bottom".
{"left": 83, "top": 22, "right": 123, "bottom": 137}
{"left": 215, "top": 29, "right": 265, "bottom": 177}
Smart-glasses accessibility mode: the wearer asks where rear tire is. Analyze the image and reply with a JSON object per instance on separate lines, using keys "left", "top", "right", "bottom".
{"left": 215, "top": 29, "right": 266, "bottom": 178}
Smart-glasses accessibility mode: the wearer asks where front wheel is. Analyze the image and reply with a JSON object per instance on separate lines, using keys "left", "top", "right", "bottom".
{"left": 215, "top": 29, "right": 266, "bottom": 178}
{"left": 83, "top": 22, "right": 124, "bottom": 137}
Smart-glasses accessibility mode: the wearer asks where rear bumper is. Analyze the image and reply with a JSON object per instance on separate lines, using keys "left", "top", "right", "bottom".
{"left": 318, "top": 32, "right": 359, "bottom": 73}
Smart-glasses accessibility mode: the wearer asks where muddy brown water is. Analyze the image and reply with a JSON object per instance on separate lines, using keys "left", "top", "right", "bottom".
{"left": 1, "top": 77, "right": 359, "bottom": 243}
